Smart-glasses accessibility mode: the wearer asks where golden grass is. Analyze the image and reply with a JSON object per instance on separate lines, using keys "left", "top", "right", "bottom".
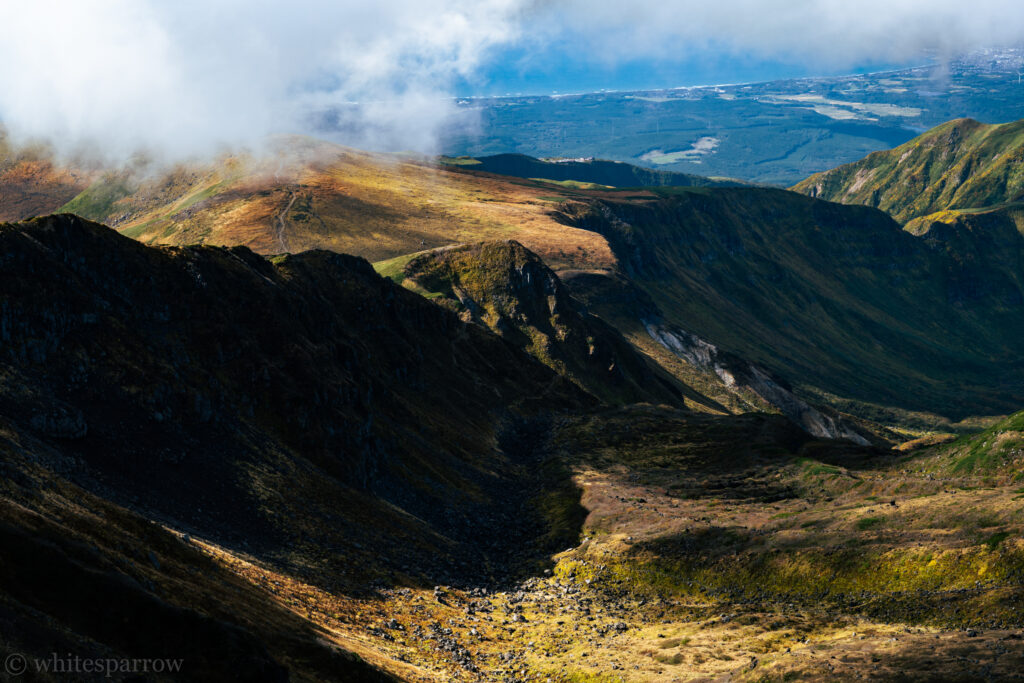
{"left": 123, "top": 413, "right": 1024, "bottom": 681}
{"left": 63, "top": 143, "right": 619, "bottom": 272}
{"left": 0, "top": 157, "right": 95, "bottom": 222}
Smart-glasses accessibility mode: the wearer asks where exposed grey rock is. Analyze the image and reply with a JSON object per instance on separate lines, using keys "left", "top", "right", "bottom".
{"left": 645, "top": 320, "right": 870, "bottom": 444}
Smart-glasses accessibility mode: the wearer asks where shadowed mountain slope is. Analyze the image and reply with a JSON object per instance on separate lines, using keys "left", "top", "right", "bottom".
{"left": 392, "top": 240, "right": 685, "bottom": 408}
{"left": 555, "top": 187, "right": 1024, "bottom": 423}
{"left": 0, "top": 213, "right": 597, "bottom": 679}
{"left": 793, "top": 118, "right": 1024, "bottom": 223}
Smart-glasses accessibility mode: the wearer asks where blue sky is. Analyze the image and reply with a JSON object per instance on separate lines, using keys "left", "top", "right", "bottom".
{"left": 457, "top": 46, "right": 921, "bottom": 97}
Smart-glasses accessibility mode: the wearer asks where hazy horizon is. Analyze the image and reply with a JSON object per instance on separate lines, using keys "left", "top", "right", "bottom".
{"left": 4, "top": 1, "right": 1024, "bottom": 160}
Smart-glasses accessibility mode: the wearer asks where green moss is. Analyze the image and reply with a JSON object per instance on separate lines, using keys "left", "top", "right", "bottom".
{"left": 856, "top": 517, "right": 884, "bottom": 531}
{"left": 986, "top": 532, "right": 1011, "bottom": 551}
{"left": 565, "top": 539, "right": 1024, "bottom": 628}
{"left": 59, "top": 175, "right": 136, "bottom": 221}
{"left": 372, "top": 252, "right": 422, "bottom": 283}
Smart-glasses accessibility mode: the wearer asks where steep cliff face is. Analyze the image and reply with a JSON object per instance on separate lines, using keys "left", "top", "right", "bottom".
{"left": 398, "top": 240, "right": 684, "bottom": 407}
{"left": 555, "top": 187, "right": 1024, "bottom": 422}
{"left": 792, "top": 118, "right": 1024, "bottom": 223}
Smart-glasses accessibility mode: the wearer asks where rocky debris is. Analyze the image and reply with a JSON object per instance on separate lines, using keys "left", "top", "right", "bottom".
{"left": 423, "top": 621, "right": 477, "bottom": 671}
{"left": 644, "top": 320, "right": 870, "bottom": 444}
{"left": 367, "top": 626, "right": 394, "bottom": 642}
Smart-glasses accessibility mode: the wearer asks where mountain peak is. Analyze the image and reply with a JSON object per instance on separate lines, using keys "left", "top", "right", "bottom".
{"left": 396, "top": 240, "right": 685, "bottom": 407}
{"left": 793, "top": 116, "right": 1024, "bottom": 223}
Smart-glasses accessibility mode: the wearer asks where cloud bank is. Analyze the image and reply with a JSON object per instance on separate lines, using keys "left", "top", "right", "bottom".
{"left": 0, "top": 0, "right": 524, "bottom": 159}
{"left": 526, "top": 0, "right": 1024, "bottom": 67}
{"left": 2, "top": 0, "right": 1023, "bottom": 159}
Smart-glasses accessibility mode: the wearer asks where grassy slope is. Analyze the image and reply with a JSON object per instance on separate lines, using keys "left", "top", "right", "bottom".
{"left": 556, "top": 187, "right": 1024, "bottom": 424}
{"left": 0, "top": 133, "right": 94, "bottom": 221}
{"left": 912, "top": 410, "right": 1024, "bottom": 482}
{"left": 31, "top": 141, "right": 615, "bottom": 273}
{"left": 793, "top": 118, "right": 1024, "bottom": 223}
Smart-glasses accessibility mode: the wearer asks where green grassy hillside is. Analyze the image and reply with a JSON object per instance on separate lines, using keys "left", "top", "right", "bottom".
{"left": 556, "top": 187, "right": 1024, "bottom": 424}
{"left": 793, "top": 118, "right": 1024, "bottom": 223}
{"left": 917, "top": 410, "right": 1024, "bottom": 482}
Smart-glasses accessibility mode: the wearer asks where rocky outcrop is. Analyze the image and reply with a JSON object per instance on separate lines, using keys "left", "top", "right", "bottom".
{"left": 644, "top": 321, "right": 870, "bottom": 444}
{"left": 402, "top": 240, "right": 685, "bottom": 407}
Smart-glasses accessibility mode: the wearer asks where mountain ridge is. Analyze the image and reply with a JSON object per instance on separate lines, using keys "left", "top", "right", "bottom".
{"left": 793, "top": 117, "right": 1024, "bottom": 223}
{"left": 555, "top": 186, "right": 1024, "bottom": 423}
{"left": 3, "top": 134, "right": 1023, "bottom": 430}
{"left": 2, "top": 198, "right": 1024, "bottom": 680}
{"left": 442, "top": 153, "right": 744, "bottom": 188}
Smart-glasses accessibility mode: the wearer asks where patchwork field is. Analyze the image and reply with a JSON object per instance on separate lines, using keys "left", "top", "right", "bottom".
{"left": 441, "top": 51, "right": 1024, "bottom": 185}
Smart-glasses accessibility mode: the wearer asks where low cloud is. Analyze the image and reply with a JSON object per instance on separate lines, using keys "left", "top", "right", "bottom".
{"left": 0, "top": 0, "right": 523, "bottom": 161}
{"left": 526, "top": 0, "right": 1024, "bottom": 68}
{"left": 2, "top": 0, "right": 1023, "bottom": 161}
